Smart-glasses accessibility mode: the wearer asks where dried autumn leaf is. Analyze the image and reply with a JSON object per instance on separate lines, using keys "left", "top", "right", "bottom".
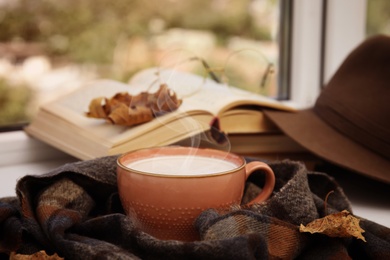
{"left": 85, "top": 84, "right": 182, "bottom": 126}
{"left": 108, "top": 102, "right": 154, "bottom": 126}
{"left": 299, "top": 210, "right": 366, "bottom": 242}
{"left": 10, "top": 250, "right": 64, "bottom": 259}
{"left": 150, "top": 84, "right": 183, "bottom": 115}
{"left": 86, "top": 97, "right": 109, "bottom": 118}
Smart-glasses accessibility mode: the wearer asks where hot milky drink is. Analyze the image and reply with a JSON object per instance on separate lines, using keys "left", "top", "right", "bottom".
{"left": 117, "top": 146, "right": 275, "bottom": 241}
{"left": 125, "top": 155, "right": 237, "bottom": 176}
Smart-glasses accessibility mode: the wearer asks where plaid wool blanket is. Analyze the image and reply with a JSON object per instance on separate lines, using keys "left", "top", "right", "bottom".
{"left": 0, "top": 156, "right": 389, "bottom": 259}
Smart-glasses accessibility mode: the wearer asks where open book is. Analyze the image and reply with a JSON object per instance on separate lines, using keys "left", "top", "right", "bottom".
{"left": 25, "top": 68, "right": 295, "bottom": 160}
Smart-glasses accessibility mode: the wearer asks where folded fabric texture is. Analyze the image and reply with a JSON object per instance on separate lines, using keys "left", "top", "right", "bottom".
{"left": 0, "top": 156, "right": 389, "bottom": 259}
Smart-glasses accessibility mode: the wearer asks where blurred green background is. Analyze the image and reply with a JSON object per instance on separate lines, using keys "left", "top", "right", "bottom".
{"left": 0, "top": 0, "right": 280, "bottom": 127}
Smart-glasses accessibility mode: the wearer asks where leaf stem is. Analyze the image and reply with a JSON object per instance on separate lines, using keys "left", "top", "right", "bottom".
{"left": 324, "top": 190, "right": 334, "bottom": 215}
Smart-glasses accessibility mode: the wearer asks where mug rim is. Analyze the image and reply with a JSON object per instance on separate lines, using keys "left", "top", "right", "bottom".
{"left": 117, "top": 146, "right": 246, "bottom": 178}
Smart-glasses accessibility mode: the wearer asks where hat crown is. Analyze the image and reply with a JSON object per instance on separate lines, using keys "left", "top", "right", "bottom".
{"left": 314, "top": 35, "right": 390, "bottom": 159}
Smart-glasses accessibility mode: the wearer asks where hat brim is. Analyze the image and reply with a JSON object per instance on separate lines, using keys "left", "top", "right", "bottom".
{"left": 264, "top": 109, "right": 390, "bottom": 184}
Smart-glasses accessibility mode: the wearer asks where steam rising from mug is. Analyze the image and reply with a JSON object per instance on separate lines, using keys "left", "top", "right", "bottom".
{"left": 128, "top": 51, "right": 232, "bottom": 154}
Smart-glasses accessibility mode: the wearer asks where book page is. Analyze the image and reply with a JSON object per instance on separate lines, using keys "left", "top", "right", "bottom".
{"left": 41, "top": 68, "right": 294, "bottom": 146}
{"left": 129, "top": 67, "right": 296, "bottom": 115}
{"left": 42, "top": 79, "right": 212, "bottom": 146}
{"left": 42, "top": 79, "right": 185, "bottom": 145}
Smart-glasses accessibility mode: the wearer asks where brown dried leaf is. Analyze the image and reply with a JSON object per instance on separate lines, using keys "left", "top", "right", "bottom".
{"left": 85, "top": 97, "right": 109, "bottom": 118}
{"left": 150, "top": 84, "right": 183, "bottom": 115}
{"left": 299, "top": 210, "right": 366, "bottom": 242}
{"left": 85, "top": 84, "right": 182, "bottom": 126}
{"left": 108, "top": 102, "right": 154, "bottom": 126}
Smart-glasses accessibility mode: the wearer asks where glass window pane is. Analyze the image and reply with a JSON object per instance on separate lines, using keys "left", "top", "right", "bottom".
{"left": 0, "top": 0, "right": 285, "bottom": 129}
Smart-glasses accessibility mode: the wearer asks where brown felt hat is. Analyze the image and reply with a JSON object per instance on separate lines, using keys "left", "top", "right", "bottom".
{"left": 264, "top": 35, "right": 390, "bottom": 183}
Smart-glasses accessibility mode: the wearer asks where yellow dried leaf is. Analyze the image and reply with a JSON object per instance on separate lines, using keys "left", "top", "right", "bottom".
{"left": 299, "top": 210, "right": 366, "bottom": 242}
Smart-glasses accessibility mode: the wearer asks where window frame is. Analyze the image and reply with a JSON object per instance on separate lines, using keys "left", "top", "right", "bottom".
{"left": 323, "top": 0, "right": 367, "bottom": 84}
{"left": 288, "top": 0, "right": 324, "bottom": 108}
{"left": 289, "top": 0, "right": 367, "bottom": 108}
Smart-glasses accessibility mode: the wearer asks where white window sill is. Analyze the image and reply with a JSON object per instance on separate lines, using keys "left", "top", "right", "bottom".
{"left": 0, "top": 131, "right": 389, "bottom": 228}
{"left": 0, "top": 131, "right": 78, "bottom": 196}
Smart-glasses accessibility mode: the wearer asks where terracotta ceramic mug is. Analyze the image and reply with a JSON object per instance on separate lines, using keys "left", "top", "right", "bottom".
{"left": 117, "top": 146, "right": 275, "bottom": 241}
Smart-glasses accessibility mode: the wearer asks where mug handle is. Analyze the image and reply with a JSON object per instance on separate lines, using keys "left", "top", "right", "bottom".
{"left": 243, "top": 161, "right": 275, "bottom": 207}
